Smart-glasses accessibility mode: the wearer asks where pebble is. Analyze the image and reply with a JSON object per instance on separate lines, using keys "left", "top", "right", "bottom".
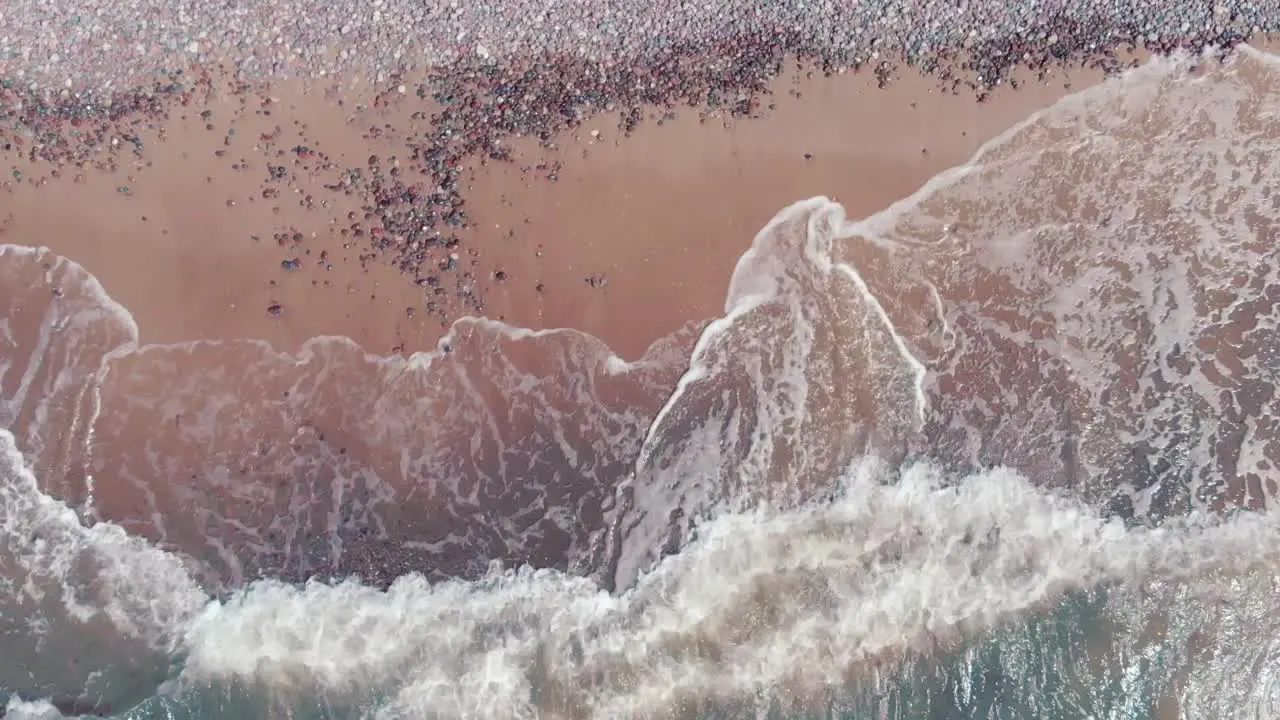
{"left": 0, "top": 0, "right": 1268, "bottom": 96}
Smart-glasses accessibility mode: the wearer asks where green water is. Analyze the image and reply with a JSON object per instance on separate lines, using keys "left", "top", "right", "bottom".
{"left": 837, "top": 591, "right": 1171, "bottom": 720}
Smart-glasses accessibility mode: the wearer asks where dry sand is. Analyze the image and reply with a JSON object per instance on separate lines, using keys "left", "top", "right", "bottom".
{"left": 2, "top": 59, "right": 1121, "bottom": 359}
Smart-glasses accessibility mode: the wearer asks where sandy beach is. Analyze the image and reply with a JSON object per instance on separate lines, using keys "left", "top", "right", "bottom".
{"left": 3, "top": 0, "right": 1280, "bottom": 704}
{"left": 3, "top": 58, "right": 1126, "bottom": 360}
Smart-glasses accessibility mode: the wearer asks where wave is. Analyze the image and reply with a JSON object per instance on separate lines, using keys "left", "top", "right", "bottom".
{"left": 2, "top": 422, "right": 1278, "bottom": 717}
{"left": 179, "top": 461, "right": 1280, "bottom": 718}
{"left": 2, "top": 46, "right": 1280, "bottom": 718}
{"left": 606, "top": 46, "right": 1280, "bottom": 590}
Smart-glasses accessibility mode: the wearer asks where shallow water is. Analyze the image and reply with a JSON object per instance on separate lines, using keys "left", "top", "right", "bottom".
{"left": 3, "top": 48, "right": 1280, "bottom": 719}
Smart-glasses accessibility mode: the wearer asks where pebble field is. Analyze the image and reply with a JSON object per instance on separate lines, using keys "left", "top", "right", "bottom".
{"left": 4, "top": 0, "right": 1276, "bottom": 92}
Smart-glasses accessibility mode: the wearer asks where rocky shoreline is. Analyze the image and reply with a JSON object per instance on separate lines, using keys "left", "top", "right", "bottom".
{"left": 0, "top": 18, "right": 1265, "bottom": 326}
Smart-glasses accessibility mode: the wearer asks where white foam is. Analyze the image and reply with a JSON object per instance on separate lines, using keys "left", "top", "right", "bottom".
{"left": 847, "top": 50, "right": 1200, "bottom": 242}
{"left": 2, "top": 697, "right": 63, "bottom": 720}
{"left": 0, "top": 428, "right": 205, "bottom": 704}
{"left": 174, "top": 460, "right": 1280, "bottom": 719}
{"left": 0, "top": 245, "right": 139, "bottom": 496}
{"left": 600, "top": 61, "right": 1219, "bottom": 592}
{"left": 821, "top": 45, "right": 1280, "bottom": 505}
{"left": 608, "top": 198, "right": 854, "bottom": 589}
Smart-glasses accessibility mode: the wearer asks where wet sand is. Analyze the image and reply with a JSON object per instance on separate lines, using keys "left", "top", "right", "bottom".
{"left": 459, "top": 61, "right": 1129, "bottom": 357}
{"left": 2, "top": 53, "right": 1136, "bottom": 592}
{"left": 2, "top": 58, "right": 1124, "bottom": 360}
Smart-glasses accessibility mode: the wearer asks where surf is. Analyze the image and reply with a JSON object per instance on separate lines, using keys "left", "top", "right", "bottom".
{"left": 2, "top": 46, "right": 1280, "bottom": 718}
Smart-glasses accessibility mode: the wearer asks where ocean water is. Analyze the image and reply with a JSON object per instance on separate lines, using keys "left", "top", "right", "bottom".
{"left": 3, "top": 46, "right": 1280, "bottom": 719}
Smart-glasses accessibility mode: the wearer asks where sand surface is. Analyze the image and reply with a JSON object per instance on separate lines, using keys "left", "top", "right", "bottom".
{"left": 3, "top": 59, "right": 1126, "bottom": 359}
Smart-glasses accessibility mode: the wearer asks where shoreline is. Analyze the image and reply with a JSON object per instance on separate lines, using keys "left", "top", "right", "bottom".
{"left": 0, "top": 43, "right": 1166, "bottom": 358}
{"left": 3, "top": 37, "right": 1276, "bottom": 359}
